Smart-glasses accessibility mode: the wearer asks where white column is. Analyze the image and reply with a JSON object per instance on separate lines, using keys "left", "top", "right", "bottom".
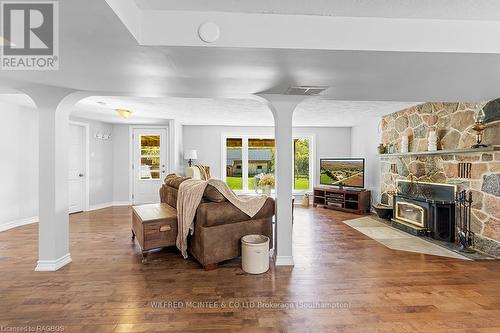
{"left": 24, "top": 87, "right": 79, "bottom": 271}
{"left": 258, "top": 95, "right": 304, "bottom": 266}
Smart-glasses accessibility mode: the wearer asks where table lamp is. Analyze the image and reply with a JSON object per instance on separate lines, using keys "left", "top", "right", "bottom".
{"left": 184, "top": 150, "right": 198, "bottom": 167}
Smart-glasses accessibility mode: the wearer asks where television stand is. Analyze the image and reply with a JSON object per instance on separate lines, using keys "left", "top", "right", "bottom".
{"left": 313, "top": 186, "right": 371, "bottom": 214}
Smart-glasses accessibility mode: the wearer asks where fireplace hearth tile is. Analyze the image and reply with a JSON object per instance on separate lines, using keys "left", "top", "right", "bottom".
{"left": 355, "top": 227, "right": 412, "bottom": 240}
{"left": 344, "top": 216, "right": 471, "bottom": 260}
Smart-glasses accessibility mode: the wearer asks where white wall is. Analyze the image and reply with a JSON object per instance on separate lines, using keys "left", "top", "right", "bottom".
{"left": 112, "top": 124, "right": 131, "bottom": 203}
{"left": 71, "top": 117, "right": 115, "bottom": 208}
{"left": 0, "top": 101, "right": 38, "bottom": 231}
{"left": 169, "top": 119, "right": 184, "bottom": 175}
{"left": 351, "top": 117, "right": 382, "bottom": 206}
{"left": 0, "top": 105, "right": 120, "bottom": 231}
{"left": 182, "top": 125, "right": 352, "bottom": 186}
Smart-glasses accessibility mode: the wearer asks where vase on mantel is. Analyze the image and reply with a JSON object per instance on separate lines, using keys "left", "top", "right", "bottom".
{"left": 428, "top": 130, "right": 437, "bottom": 151}
{"left": 401, "top": 135, "right": 409, "bottom": 153}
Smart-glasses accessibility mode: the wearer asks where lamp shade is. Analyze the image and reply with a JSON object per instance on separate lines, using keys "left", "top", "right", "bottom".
{"left": 184, "top": 150, "right": 198, "bottom": 160}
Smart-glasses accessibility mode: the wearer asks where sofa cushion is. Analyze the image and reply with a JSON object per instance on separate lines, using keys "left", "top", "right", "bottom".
{"left": 196, "top": 197, "right": 275, "bottom": 228}
{"left": 164, "top": 175, "right": 227, "bottom": 203}
{"left": 204, "top": 184, "right": 227, "bottom": 203}
{"left": 164, "top": 175, "right": 190, "bottom": 189}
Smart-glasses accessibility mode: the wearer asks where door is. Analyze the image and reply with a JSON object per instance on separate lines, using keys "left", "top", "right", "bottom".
{"left": 133, "top": 128, "right": 168, "bottom": 204}
{"left": 68, "top": 124, "right": 85, "bottom": 213}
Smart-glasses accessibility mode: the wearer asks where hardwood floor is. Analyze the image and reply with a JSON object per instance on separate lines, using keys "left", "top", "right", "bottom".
{"left": 1, "top": 206, "right": 500, "bottom": 332}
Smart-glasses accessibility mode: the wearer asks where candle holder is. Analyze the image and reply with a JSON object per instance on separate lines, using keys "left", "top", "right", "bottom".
{"left": 471, "top": 103, "right": 488, "bottom": 149}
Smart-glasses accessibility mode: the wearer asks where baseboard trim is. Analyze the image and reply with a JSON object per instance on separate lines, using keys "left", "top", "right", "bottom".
{"left": 274, "top": 255, "right": 295, "bottom": 266}
{"left": 88, "top": 202, "right": 113, "bottom": 211}
{"left": 35, "top": 253, "right": 72, "bottom": 272}
{"left": 0, "top": 216, "right": 38, "bottom": 233}
{"left": 113, "top": 201, "right": 131, "bottom": 206}
{"left": 88, "top": 201, "right": 131, "bottom": 211}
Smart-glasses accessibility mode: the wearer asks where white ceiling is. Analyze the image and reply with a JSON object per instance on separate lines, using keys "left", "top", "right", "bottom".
{"left": 135, "top": 0, "right": 500, "bottom": 20}
{"left": 0, "top": 0, "right": 499, "bottom": 128}
{"left": 0, "top": 94, "right": 35, "bottom": 108}
{"left": 0, "top": 0, "right": 498, "bottom": 102}
{"left": 0, "top": 92, "right": 418, "bottom": 126}
{"left": 70, "top": 95, "right": 418, "bottom": 126}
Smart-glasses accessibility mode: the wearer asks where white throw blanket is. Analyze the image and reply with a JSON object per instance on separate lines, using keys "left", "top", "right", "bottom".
{"left": 176, "top": 178, "right": 268, "bottom": 258}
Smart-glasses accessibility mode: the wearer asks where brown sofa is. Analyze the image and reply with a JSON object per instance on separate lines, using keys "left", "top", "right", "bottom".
{"left": 160, "top": 176, "right": 275, "bottom": 269}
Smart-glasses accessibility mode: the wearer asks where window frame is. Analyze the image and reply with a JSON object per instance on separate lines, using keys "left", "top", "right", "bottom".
{"left": 221, "top": 133, "right": 315, "bottom": 194}
{"left": 139, "top": 134, "right": 162, "bottom": 180}
{"left": 292, "top": 135, "right": 315, "bottom": 194}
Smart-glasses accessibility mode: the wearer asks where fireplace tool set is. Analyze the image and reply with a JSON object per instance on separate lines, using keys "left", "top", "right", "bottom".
{"left": 455, "top": 190, "right": 475, "bottom": 253}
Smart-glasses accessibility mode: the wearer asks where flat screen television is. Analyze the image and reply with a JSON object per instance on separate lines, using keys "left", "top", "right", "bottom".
{"left": 320, "top": 158, "right": 365, "bottom": 189}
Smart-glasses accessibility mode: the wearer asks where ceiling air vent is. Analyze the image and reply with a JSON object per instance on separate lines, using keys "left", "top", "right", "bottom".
{"left": 286, "top": 86, "right": 328, "bottom": 96}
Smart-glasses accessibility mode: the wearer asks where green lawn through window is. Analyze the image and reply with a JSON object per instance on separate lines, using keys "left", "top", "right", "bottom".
{"left": 226, "top": 176, "right": 309, "bottom": 191}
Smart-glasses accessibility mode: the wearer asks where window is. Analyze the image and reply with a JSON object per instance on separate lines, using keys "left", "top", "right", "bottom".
{"left": 140, "top": 135, "right": 161, "bottom": 180}
{"left": 226, "top": 138, "right": 243, "bottom": 190}
{"left": 248, "top": 138, "right": 275, "bottom": 190}
{"left": 294, "top": 138, "right": 311, "bottom": 190}
{"left": 223, "top": 135, "right": 312, "bottom": 192}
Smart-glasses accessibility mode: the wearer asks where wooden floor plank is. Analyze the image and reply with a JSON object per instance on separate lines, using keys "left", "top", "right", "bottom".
{"left": 0, "top": 206, "right": 499, "bottom": 332}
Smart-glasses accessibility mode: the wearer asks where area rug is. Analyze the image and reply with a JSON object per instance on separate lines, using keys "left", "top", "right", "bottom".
{"left": 344, "top": 216, "right": 469, "bottom": 260}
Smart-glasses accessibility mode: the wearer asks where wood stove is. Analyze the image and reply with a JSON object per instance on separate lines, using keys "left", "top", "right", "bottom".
{"left": 392, "top": 180, "right": 456, "bottom": 242}
{"left": 395, "top": 201, "right": 425, "bottom": 227}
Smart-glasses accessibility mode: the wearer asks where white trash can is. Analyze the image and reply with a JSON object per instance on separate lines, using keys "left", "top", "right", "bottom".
{"left": 241, "top": 234, "right": 270, "bottom": 274}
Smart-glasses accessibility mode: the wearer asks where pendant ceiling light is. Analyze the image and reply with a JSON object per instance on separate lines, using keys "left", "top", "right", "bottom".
{"left": 116, "top": 109, "right": 133, "bottom": 119}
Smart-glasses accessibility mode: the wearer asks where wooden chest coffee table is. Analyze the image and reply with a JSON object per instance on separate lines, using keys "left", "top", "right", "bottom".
{"left": 131, "top": 203, "right": 178, "bottom": 263}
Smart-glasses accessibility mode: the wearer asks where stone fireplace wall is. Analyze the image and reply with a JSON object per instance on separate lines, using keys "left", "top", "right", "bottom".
{"left": 380, "top": 102, "right": 500, "bottom": 257}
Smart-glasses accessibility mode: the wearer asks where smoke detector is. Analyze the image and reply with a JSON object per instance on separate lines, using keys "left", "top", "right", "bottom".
{"left": 286, "top": 86, "right": 328, "bottom": 96}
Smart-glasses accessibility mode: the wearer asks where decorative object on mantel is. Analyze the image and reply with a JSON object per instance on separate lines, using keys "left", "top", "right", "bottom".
{"left": 455, "top": 190, "right": 475, "bottom": 253}
{"left": 427, "top": 130, "right": 437, "bottom": 151}
{"left": 377, "top": 143, "right": 386, "bottom": 154}
{"left": 401, "top": 132, "right": 409, "bottom": 153}
{"left": 426, "top": 114, "right": 438, "bottom": 152}
{"left": 184, "top": 150, "right": 198, "bottom": 167}
{"left": 94, "top": 132, "right": 111, "bottom": 140}
{"left": 387, "top": 143, "right": 396, "bottom": 154}
{"left": 471, "top": 102, "right": 489, "bottom": 149}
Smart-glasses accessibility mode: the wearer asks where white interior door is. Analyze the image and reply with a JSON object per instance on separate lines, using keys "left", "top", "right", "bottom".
{"left": 68, "top": 124, "right": 85, "bottom": 214}
{"left": 133, "top": 128, "right": 168, "bottom": 204}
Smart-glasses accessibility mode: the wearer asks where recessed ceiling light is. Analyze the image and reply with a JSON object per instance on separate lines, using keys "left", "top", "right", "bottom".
{"left": 116, "top": 109, "right": 133, "bottom": 119}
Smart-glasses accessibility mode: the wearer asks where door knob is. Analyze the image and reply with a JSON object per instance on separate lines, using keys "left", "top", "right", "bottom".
{"left": 78, "top": 173, "right": 84, "bottom": 177}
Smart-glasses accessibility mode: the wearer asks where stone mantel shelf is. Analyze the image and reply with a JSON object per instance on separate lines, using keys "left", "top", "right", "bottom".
{"left": 378, "top": 146, "right": 500, "bottom": 158}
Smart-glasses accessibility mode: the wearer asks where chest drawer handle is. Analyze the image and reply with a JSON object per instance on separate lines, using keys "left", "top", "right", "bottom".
{"left": 159, "top": 225, "right": 171, "bottom": 232}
